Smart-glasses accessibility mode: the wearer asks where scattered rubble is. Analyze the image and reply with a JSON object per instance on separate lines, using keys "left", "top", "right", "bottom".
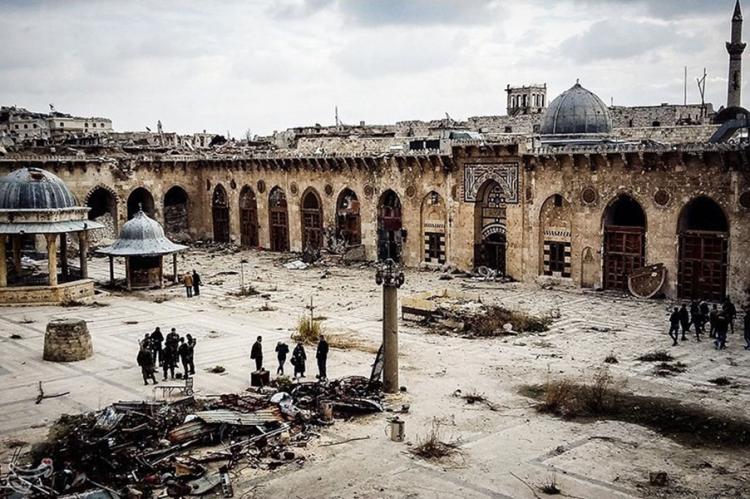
{"left": 2, "top": 376, "right": 382, "bottom": 497}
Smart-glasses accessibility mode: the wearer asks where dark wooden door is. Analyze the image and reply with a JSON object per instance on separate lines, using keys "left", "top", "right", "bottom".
{"left": 270, "top": 209, "right": 289, "bottom": 251}
{"left": 302, "top": 210, "right": 323, "bottom": 249}
{"left": 240, "top": 206, "right": 258, "bottom": 247}
{"left": 678, "top": 231, "right": 727, "bottom": 301}
{"left": 603, "top": 226, "right": 644, "bottom": 291}
{"left": 475, "top": 233, "right": 506, "bottom": 275}
{"left": 212, "top": 206, "right": 230, "bottom": 243}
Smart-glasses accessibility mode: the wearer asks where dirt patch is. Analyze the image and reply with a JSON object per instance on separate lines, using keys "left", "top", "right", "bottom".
{"left": 452, "top": 389, "right": 498, "bottom": 411}
{"left": 521, "top": 370, "right": 750, "bottom": 448}
{"left": 432, "top": 305, "right": 552, "bottom": 338}
{"left": 206, "top": 365, "right": 226, "bottom": 374}
{"left": 228, "top": 286, "right": 260, "bottom": 297}
{"left": 709, "top": 377, "right": 732, "bottom": 386}
{"left": 654, "top": 362, "right": 688, "bottom": 377}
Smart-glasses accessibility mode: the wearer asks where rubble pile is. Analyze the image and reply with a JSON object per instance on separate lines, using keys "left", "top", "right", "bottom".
{"left": 1, "top": 376, "right": 382, "bottom": 498}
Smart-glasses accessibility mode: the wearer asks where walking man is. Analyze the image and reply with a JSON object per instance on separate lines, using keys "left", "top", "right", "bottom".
{"left": 183, "top": 272, "right": 194, "bottom": 298}
{"left": 709, "top": 304, "right": 719, "bottom": 338}
{"left": 690, "top": 301, "right": 703, "bottom": 340}
{"left": 192, "top": 270, "right": 202, "bottom": 297}
{"left": 715, "top": 311, "right": 728, "bottom": 350}
{"left": 678, "top": 304, "right": 690, "bottom": 341}
{"left": 292, "top": 341, "right": 306, "bottom": 379}
{"left": 744, "top": 309, "right": 750, "bottom": 350}
{"left": 150, "top": 327, "right": 164, "bottom": 365}
{"left": 316, "top": 335, "right": 329, "bottom": 380}
{"left": 668, "top": 308, "right": 680, "bottom": 347}
{"left": 250, "top": 336, "right": 263, "bottom": 371}
{"left": 275, "top": 341, "right": 289, "bottom": 375}
{"left": 137, "top": 344, "right": 158, "bottom": 385}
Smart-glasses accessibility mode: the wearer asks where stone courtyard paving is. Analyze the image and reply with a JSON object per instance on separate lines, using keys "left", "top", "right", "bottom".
{"left": 1, "top": 247, "right": 749, "bottom": 498}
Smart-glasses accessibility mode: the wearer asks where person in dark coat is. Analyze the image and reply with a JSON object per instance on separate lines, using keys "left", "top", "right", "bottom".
{"left": 141, "top": 333, "right": 152, "bottom": 351}
{"left": 316, "top": 335, "right": 329, "bottom": 380}
{"left": 178, "top": 338, "right": 190, "bottom": 378}
{"left": 668, "top": 308, "right": 680, "bottom": 347}
{"left": 185, "top": 334, "right": 196, "bottom": 375}
{"left": 690, "top": 301, "right": 703, "bottom": 340}
{"left": 714, "top": 312, "right": 729, "bottom": 350}
{"left": 700, "top": 301, "right": 710, "bottom": 331}
{"left": 192, "top": 270, "right": 202, "bottom": 297}
{"left": 678, "top": 304, "right": 690, "bottom": 341}
{"left": 162, "top": 341, "right": 178, "bottom": 380}
{"left": 744, "top": 310, "right": 750, "bottom": 350}
{"left": 709, "top": 304, "right": 719, "bottom": 338}
{"left": 137, "top": 345, "right": 158, "bottom": 385}
{"left": 166, "top": 328, "right": 180, "bottom": 350}
{"left": 150, "top": 327, "right": 164, "bottom": 365}
{"left": 250, "top": 336, "right": 263, "bottom": 371}
{"left": 292, "top": 341, "right": 306, "bottom": 379}
{"left": 275, "top": 341, "right": 289, "bottom": 375}
{"left": 724, "top": 298, "right": 737, "bottom": 334}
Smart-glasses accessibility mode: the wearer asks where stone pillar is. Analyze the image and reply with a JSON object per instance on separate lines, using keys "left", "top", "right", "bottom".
{"left": 382, "top": 285, "right": 399, "bottom": 393}
{"left": 125, "top": 256, "right": 132, "bottom": 290}
{"left": 109, "top": 255, "right": 115, "bottom": 286}
{"left": 11, "top": 235, "right": 22, "bottom": 274}
{"left": 45, "top": 234, "right": 58, "bottom": 287}
{"left": 78, "top": 231, "right": 88, "bottom": 279}
{"left": 0, "top": 235, "right": 7, "bottom": 288}
{"left": 173, "top": 253, "right": 178, "bottom": 284}
{"left": 159, "top": 255, "right": 164, "bottom": 289}
{"left": 60, "top": 233, "right": 69, "bottom": 279}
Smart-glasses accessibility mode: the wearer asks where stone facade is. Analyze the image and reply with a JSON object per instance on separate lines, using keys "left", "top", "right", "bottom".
{"left": 1, "top": 138, "right": 747, "bottom": 302}
{"left": 43, "top": 318, "right": 93, "bottom": 362}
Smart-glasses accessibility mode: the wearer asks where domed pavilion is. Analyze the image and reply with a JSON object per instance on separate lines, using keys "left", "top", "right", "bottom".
{"left": 0, "top": 167, "right": 103, "bottom": 304}
{"left": 97, "top": 207, "right": 187, "bottom": 290}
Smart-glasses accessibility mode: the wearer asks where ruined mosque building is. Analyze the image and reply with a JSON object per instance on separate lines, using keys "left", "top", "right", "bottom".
{"left": 0, "top": 1, "right": 749, "bottom": 303}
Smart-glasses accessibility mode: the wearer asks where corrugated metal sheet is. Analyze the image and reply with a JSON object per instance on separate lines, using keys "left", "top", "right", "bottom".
{"left": 168, "top": 420, "right": 211, "bottom": 444}
{"left": 193, "top": 408, "right": 283, "bottom": 426}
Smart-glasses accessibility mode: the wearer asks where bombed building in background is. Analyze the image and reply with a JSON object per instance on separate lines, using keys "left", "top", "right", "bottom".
{"left": 0, "top": 3, "right": 748, "bottom": 303}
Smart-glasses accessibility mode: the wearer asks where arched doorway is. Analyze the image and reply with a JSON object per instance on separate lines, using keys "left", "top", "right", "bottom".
{"left": 602, "top": 195, "right": 646, "bottom": 291}
{"left": 301, "top": 188, "right": 323, "bottom": 250}
{"left": 163, "top": 185, "right": 189, "bottom": 238}
{"left": 677, "top": 197, "right": 729, "bottom": 301}
{"left": 539, "top": 194, "right": 572, "bottom": 278}
{"left": 87, "top": 186, "right": 118, "bottom": 227}
{"left": 212, "top": 185, "right": 230, "bottom": 243}
{"left": 377, "top": 190, "right": 402, "bottom": 261}
{"left": 421, "top": 191, "right": 446, "bottom": 264}
{"left": 474, "top": 180, "right": 507, "bottom": 275}
{"left": 269, "top": 187, "right": 289, "bottom": 251}
{"left": 127, "top": 187, "right": 155, "bottom": 219}
{"left": 239, "top": 186, "right": 259, "bottom": 247}
{"left": 336, "top": 188, "right": 361, "bottom": 245}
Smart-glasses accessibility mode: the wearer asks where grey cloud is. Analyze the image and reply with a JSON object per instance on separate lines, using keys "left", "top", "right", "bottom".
{"left": 566, "top": 0, "right": 731, "bottom": 19}
{"left": 559, "top": 19, "right": 683, "bottom": 62}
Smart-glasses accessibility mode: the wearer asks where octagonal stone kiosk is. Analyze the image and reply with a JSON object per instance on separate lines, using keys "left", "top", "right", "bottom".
{"left": 43, "top": 318, "right": 93, "bottom": 362}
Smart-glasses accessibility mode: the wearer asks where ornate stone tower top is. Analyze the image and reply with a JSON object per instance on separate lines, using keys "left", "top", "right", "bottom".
{"left": 727, "top": 0, "right": 746, "bottom": 107}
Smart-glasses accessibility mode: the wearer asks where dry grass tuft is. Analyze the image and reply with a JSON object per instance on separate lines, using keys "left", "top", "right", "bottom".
{"left": 292, "top": 316, "right": 324, "bottom": 344}
{"left": 637, "top": 351, "right": 674, "bottom": 362}
{"left": 410, "top": 420, "right": 463, "bottom": 461}
{"left": 709, "top": 377, "right": 731, "bottom": 386}
{"left": 604, "top": 353, "right": 619, "bottom": 364}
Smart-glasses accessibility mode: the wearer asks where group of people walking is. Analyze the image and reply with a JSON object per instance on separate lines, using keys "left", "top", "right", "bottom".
{"left": 136, "top": 327, "right": 197, "bottom": 385}
{"left": 668, "top": 297, "right": 749, "bottom": 350}
{"left": 183, "top": 270, "right": 202, "bottom": 298}
{"left": 251, "top": 335, "right": 330, "bottom": 381}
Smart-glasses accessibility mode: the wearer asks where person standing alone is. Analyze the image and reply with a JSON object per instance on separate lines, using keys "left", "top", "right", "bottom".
{"left": 192, "top": 270, "right": 202, "bottom": 297}
{"left": 137, "top": 343, "right": 158, "bottom": 385}
{"left": 275, "top": 341, "right": 289, "bottom": 375}
{"left": 316, "top": 335, "right": 329, "bottom": 380}
{"left": 250, "top": 336, "right": 263, "bottom": 371}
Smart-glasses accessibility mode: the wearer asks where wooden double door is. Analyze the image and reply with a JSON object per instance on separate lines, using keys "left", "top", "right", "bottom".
{"left": 678, "top": 231, "right": 728, "bottom": 301}
{"left": 603, "top": 225, "right": 644, "bottom": 292}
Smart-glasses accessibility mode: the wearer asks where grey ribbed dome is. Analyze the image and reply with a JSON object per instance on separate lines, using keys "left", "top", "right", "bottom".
{"left": 0, "top": 167, "right": 78, "bottom": 210}
{"left": 541, "top": 82, "right": 612, "bottom": 135}
{"left": 98, "top": 209, "right": 186, "bottom": 256}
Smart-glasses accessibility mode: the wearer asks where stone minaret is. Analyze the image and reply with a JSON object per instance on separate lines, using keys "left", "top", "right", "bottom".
{"left": 727, "top": 0, "right": 746, "bottom": 108}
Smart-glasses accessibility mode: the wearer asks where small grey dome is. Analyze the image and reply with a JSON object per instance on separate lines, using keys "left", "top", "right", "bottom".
{"left": 541, "top": 82, "right": 612, "bottom": 135}
{"left": 98, "top": 209, "right": 186, "bottom": 256}
{"left": 0, "top": 167, "right": 78, "bottom": 210}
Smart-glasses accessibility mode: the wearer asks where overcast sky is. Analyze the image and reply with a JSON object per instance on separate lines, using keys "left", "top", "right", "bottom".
{"left": 0, "top": 0, "right": 744, "bottom": 135}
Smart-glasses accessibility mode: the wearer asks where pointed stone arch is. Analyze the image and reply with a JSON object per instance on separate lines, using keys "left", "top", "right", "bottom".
{"left": 212, "top": 184, "right": 230, "bottom": 243}
{"left": 269, "top": 186, "right": 289, "bottom": 252}
{"left": 301, "top": 187, "right": 323, "bottom": 250}
{"left": 335, "top": 187, "right": 361, "bottom": 245}
{"left": 421, "top": 191, "right": 446, "bottom": 264}
{"left": 239, "top": 185, "right": 259, "bottom": 247}
{"left": 601, "top": 194, "right": 646, "bottom": 291}
{"left": 377, "top": 189, "right": 402, "bottom": 261}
